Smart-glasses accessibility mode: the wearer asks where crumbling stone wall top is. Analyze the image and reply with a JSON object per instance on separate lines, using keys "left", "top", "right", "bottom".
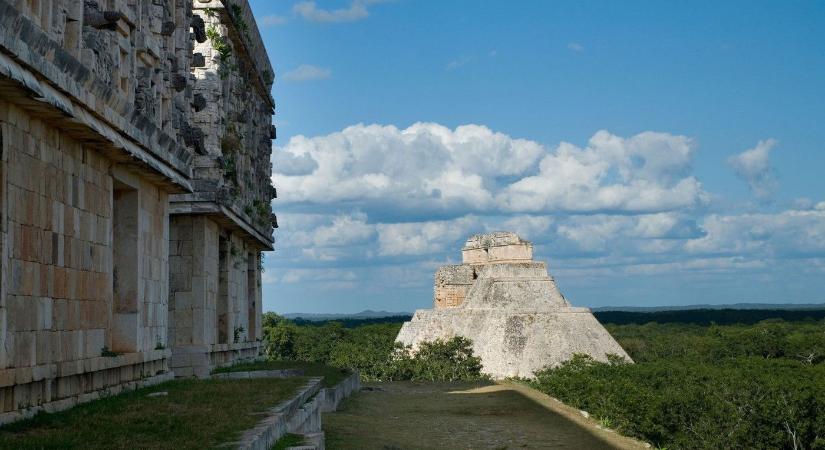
{"left": 463, "top": 231, "right": 531, "bottom": 250}
{"left": 462, "top": 231, "right": 533, "bottom": 264}
{"left": 194, "top": 0, "right": 274, "bottom": 105}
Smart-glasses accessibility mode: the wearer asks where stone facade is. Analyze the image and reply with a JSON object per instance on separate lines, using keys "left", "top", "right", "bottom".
{"left": 0, "top": 0, "right": 275, "bottom": 423}
{"left": 167, "top": 0, "right": 274, "bottom": 378}
{"left": 397, "top": 232, "right": 630, "bottom": 379}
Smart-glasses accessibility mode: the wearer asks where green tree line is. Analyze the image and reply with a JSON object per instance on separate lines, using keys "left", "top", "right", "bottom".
{"left": 262, "top": 312, "right": 825, "bottom": 449}
{"left": 261, "top": 313, "right": 485, "bottom": 382}
{"left": 532, "top": 320, "right": 825, "bottom": 449}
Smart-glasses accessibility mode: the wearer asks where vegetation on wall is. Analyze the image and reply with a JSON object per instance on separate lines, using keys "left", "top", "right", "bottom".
{"left": 205, "top": 25, "right": 235, "bottom": 79}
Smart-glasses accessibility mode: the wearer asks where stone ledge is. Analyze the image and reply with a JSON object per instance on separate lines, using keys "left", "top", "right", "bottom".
{"left": 0, "top": 350, "right": 170, "bottom": 388}
{"left": 211, "top": 341, "right": 262, "bottom": 353}
{"left": 318, "top": 371, "right": 361, "bottom": 413}
{"left": 169, "top": 199, "right": 274, "bottom": 249}
{"left": 211, "top": 369, "right": 305, "bottom": 380}
{"left": 233, "top": 377, "right": 323, "bottom": 450}
{"left": 0, "top": 370, "right": 174, "bottom": 426}
{"left": 223, "top": 369, "right": 361, "bottom": 450}
{"left": 0, "top": 52, "right": 192, "bottom": 193}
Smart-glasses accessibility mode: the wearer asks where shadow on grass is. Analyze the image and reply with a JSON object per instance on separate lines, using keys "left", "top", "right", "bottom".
{"left": 324, "top": 381, "right": 642, "bottom": 449}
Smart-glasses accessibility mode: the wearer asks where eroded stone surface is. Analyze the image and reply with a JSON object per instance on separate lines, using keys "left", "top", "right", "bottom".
{"left": 397, "top": 232, "right": 630, "bottom": 378}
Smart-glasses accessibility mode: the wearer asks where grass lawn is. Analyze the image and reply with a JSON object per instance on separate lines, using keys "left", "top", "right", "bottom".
{"left": 213, "top": 360, "right": 351, "bottom": 387}
{"left": 271, "top": 433, "right": 305, "bottom": 449}
{"left": 324, "top": 381, "right": 646, "bottom": 450}
{"left": 0, "top": 377, "right": 307, "bottom": 450}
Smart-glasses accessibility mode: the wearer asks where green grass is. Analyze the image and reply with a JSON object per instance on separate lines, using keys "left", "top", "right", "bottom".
{"left": 271, "top": 433, "right": 305, "bottom": 450}
{"left": 0, "top": 377, "right": 306, "bottom": 450}
{"left": 213, "top": 360, "right": 351, "bottom": 387}
{"left": 324, "top": 381, "right": 639, "bottom": 450}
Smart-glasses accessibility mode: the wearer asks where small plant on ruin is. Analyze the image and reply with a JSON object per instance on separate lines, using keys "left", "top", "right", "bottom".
{"left": 228, "top": 3, "right": 251, "bottom": 41}
{"left": 222, "top": 153, "right": 237, "bottom": 182}
{"left": 262, "top": 70, "right": 274, "bottom": 85}
{"left": 254, "top": 200, "right": 269, "bottom": 221}
{"left": 100, "top": 347, "right": 121, "bottom": 357}
{"left": 234, "top": 326, "right": 246, "bottom": 343}
{"left": 206, "top": 25, "right": 235, "bottom": 79}
{"left": 244, "top": 204, "right": 254, "bottom": 216}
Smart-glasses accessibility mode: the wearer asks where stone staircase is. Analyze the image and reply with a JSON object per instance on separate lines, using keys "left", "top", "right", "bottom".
{"left": 223, "top": 370, "right": 361, "bottom": 450}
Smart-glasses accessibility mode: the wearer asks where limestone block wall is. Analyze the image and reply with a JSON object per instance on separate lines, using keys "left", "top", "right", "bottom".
{"left": 169, "top": 215, "right": 220, "bottom": 348}
{"left": 165, "top": 0, "right": 272, "bottom": 378}
{"left": 434, "top": 265, "right": 474, "bottom": 310}
{"left": 0, "top": 0, "right": 198, "bottom": 180}
{"left": 168, "top": 215, "right": 262, "bottom": 377}
{"left": 462, "top": 232, "right": 533, "bottom": 265}
{"left": 0, "top": 99, "right": 171, "bottom": 423}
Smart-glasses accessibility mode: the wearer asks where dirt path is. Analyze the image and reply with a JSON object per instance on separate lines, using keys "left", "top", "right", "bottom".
{"left": 323, "top": 381, "right": 647, "bottom": 450}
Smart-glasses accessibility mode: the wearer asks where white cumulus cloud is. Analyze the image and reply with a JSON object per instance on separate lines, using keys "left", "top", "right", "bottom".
{"left": 498, "top": 130, "right": 705, "bottom": 213}
{"left": 377, "top": 216, "right": 478, "bottom": 256}
{"left": 272, "top": 124, "right": 706, "bottom": 219}
{"left": 293, "top": 0, "right": 386, "bottom": 23}
{"left": 685, "top": 208, "right": 825, "bottom": 256}
{"left": 282, "top": 64, "right": 332, "bottom": 82}
{"left": 259, "top": 15, "right": 287, "bottom": 26}
{"left": 727, "top": 139, "right": 779, "bottom": 200}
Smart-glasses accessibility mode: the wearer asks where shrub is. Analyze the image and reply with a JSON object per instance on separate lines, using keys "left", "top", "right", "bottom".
{"left": 261, "top": 314, "right": 486, "bottom": 382}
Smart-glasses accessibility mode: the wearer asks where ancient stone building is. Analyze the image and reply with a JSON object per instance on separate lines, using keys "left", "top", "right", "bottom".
{"left": 167, "top": 0, "right": 275, "bottom": 378}
{"left": 0, "top": 0, "right": 275, "bottom": 423}
{"left": 397, "top": 232, "right": 630, "bottom": 379}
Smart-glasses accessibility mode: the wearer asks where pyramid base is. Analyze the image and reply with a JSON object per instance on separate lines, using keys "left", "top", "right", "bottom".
{"left": 397, "top": 308, "right": 631, "bottom": 379}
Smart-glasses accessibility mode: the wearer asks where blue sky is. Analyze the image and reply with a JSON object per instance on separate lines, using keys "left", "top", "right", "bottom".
{"left": 250, "top": 0, "right": 825, "bottom": 313}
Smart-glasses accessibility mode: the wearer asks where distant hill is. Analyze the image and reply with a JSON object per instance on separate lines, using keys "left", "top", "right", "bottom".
{"left": 282, "top": 310, "right": 411, "bottom": 321}
{"left": 277, "top": 303, "right": 825, "bottom": 327}
{"left": 594, "top": 308, "right": 825, "bottom": 326}
{"left": 593, "top": 302, "right": 825, "bottom": 312}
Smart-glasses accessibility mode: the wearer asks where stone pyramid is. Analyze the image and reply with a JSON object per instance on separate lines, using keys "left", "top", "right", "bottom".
{"left": 396, "top": 232, "right": 630, "bottom": 379}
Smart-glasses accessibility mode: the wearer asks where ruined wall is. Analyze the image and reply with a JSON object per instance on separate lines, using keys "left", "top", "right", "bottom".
{"left": 168, "top": 215, "right": 262, "bottom": 377}
{"left": 174, "top": 0, "right": 276, "bottom": 241}
{"left": 434, "top": 265, "right": 474, "bottom": 310}
{"left": 0, "top": 0, "right": 210, "bottom": 423}
{"left": 0, "top": 100, "right": 170, "bottom": 424}
{"left": 0, "top": 0, "right": 198, "bottom": 180}
{"left": 165, "top": 0, "right": 273, "bottom": 377}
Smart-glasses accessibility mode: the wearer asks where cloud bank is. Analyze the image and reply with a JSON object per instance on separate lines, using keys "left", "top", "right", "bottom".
{"left": 266, "top": 124, "right": 825, "bottom": 311}
{"left": 272, "top": 123, "right": 707, "bottom": 218}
